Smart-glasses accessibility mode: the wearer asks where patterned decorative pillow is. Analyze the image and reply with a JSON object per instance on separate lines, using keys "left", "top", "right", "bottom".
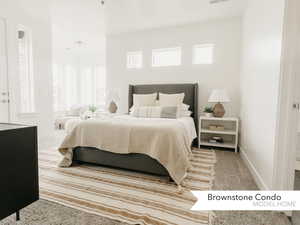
{"left": 131, "top": 106, "right": 191, "bottom": 119}
{"left": 130, "top": 103, "right": 189, "bottom": 112}
{"left": 131, "top": 106, "right": 161, "bottom": 118}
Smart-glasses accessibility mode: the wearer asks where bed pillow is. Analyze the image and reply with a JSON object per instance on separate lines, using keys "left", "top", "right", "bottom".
{"left": 181, "top": 103, "right": 190, "bottom": 111}
{"left": 179, "top": 110, "right": 192, "bottom": 117}
{"left": 131, "top": 106, "right": 179, "bottom": 119}
{"left": 133, "top": 93, "right": 157, "bottom": 107}
{"left": 159, "top": 93, "right": 185, "bottom": 107}
{"left": 131, "top": 102, "right": 188, "bottom": 110}
{"left": 67, "top": 105, "right": 87, "bottom": 116}
{"left": 154, "top": 102, "right": 190, "bottom": 111}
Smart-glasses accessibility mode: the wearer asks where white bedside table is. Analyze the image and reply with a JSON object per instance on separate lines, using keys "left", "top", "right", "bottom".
{"left": 199, "top": 116, "right": 239, "bottom": 153}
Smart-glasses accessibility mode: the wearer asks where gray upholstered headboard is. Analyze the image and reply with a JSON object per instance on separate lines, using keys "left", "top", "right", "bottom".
{"left": 128, "top": 83, "right": 199, "bottom": 145}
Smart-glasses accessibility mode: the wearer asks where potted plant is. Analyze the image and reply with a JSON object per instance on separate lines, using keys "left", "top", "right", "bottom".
{"left": 89, "top": 105, "right": 98, "bottom": 117}
{"left": 204, "top": 106, "right": 214, "bottom": 117}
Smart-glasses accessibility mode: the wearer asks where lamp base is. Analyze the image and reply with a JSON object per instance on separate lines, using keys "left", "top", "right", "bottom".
{"left": 213, "top": 103, "right": 225, "bottom": 117}
{"left": 108, "top": 101, "right": 118, "bottom": 113}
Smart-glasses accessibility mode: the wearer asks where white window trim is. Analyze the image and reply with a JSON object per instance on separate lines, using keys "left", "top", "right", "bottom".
{"left": 151, "top": 47, "right": 182, "bottom": 67}
{"left": 127, "top": 51, "right": 143, "bottom": 69}
{"left": 17, "top": 25, "right": 36, "bottom": 114}
{"left": 193, "top": 44, "right": 214, "bottom": 65}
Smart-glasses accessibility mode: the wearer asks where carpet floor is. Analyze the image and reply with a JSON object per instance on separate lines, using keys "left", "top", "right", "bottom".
{"left": 37, "top": 148, "right": 216, "bottom": 225}
{"left": 0, "top": 200, "right": 129, "bottom": 225}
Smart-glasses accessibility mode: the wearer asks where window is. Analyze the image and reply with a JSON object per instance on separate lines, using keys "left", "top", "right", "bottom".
{"left": 18, "top": 25, "right": 35, "bottom": 113}
{"left": 53, "top": 64, "right": 77, "bottom": 111}
{"left": 193, "top": 44, "right": 214, "bottom": 65}
{"left": 152, "top": 47, "right": 181, "bottom": 67}
{"left": 127, "top": 51, "right": 142, "bottom": 69}
{"left": 80, "top": 66, "right": 106, "bottom": 105}
{"left": 53, "top": 64, "right": 106, "bottom": 112}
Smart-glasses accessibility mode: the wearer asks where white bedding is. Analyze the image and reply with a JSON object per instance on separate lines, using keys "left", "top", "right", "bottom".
{"left": 116, "top": 115, "right": 197, "bottom": 145}
{"left": 59, "top": 114, "right": 197, "bottom": 186}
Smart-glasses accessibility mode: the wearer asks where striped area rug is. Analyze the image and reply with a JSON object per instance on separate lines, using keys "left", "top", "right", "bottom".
{"left": 39, "top": 148, "right": 216, "bottom": 225}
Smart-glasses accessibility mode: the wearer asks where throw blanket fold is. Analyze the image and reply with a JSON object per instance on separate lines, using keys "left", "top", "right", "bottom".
{"left": 58, "top": 116, "right": 196, "bottom": 186}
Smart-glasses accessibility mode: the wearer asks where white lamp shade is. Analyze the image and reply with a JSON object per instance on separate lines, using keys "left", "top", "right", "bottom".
{"left": 208, "top": 89, "right": 230, "bottom": 103}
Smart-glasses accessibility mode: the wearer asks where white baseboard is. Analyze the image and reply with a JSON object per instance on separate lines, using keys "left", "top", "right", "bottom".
{"left": 239, "top": 146, "right": 269, "bottom": 190}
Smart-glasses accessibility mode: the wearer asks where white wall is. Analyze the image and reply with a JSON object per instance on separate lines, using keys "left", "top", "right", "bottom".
{"left": 0, "top": 1, "right": 53, "bottom": 140}
{"left": 239, "top": 0, "right": 285, "bottom": 189}
{"left": 106, "top": 17, "right": 242, "bottom": 115}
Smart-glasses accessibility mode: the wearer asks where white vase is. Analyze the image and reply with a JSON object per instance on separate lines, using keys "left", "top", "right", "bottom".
{"left": 205, "top": 113, "right": 213, "bottom": 117}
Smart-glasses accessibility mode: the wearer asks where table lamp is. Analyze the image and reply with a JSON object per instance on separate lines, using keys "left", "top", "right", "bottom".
{"left": 208, "top": 89, "right": 230, "bottom": 117}
{"left": 107, "top": 90, "right": 120, "bottom": 113}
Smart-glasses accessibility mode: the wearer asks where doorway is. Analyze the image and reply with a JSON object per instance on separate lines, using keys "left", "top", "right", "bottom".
{"left": 273, "top": 0, "right": 300, "bottom": 222}
{"left": 292, "top": 45, "right": 300, "bottom": 224}
{"left": 0, "top": 17, "right": 10, "bottom": 123}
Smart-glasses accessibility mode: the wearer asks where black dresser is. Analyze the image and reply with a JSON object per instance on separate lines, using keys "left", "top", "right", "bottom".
{"left": 0, "top": 123, "right": 39, "bottom": 221}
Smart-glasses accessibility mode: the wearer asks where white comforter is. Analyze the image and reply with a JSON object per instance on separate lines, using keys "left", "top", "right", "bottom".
{"left": 58, "top": 115, "right": 197, "bottom": 186}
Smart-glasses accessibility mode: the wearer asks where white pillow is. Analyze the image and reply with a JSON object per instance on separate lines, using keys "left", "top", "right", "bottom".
{"left": 67, "top": 105, "right": 87, "bottom": 116}
{"left": 133, "top": 93, "right": 157, "bottom": 107}
{"left": 181, "top": 103, "right": 190, "bottom": 111}
{"left": 154, "top": 102, "right": 190, "bottom": 110}
{"left": 179, "top": 110, "right": 192, "bottom": 117}
{"left": 159, "top": 93, "right": 185, "bottom": 107}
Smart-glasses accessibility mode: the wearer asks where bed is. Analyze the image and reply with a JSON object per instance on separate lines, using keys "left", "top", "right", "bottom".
{"left": 59, "top": 83, "right": 199, "bottom": 183}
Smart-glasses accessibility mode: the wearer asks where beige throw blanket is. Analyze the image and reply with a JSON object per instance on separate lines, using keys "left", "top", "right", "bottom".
{"left": 58, "top": 115, "right": 196, "bottom": 186}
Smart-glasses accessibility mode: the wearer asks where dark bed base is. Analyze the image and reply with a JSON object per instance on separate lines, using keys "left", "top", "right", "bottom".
{"left": 73, "top": 147, "right": 170, "bottom": 177}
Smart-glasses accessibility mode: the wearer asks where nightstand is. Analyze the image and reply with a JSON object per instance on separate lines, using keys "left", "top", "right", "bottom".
{"left": 199, "top": 116, "right": 239, "bottom": 153}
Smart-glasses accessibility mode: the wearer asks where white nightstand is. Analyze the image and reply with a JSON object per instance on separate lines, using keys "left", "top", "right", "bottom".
{"left": 199, "top": 116, "right": 239, "bottom": 153}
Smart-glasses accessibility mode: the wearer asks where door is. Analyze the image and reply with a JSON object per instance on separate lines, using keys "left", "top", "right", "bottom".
{"left": 294, "top": 20, "right": 300, "bottom": 165}
{"left": 0, "top": 18, "right": 9, "bottom": 122}
{"left": 296, "top": 63, "right": 300, "bottom": 162}
{"left": 292, "top": 45, "right": 300, "bottom": 225}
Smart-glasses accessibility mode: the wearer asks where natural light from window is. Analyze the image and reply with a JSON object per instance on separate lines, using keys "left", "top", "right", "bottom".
{"left": 53, "top": 64, "right": 106, "bottom": 112}
{"left": 18, "top": 25, "right": 35, "bottom": 114}
{"left": 127, "top": 51, "right": 143, "bottom": 69}
{"left": 152, "top": 47, "right": 181, "bottom": 67}
{"left": 193, "top": 44, "right": 214, "bottom": 65}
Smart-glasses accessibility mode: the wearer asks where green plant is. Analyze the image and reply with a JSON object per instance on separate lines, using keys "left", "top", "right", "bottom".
{"left": 89, "top": 105, "right": 98, "bottom": 113}
{"left": 204, "top": 106, "right": 213, "bottom": 113}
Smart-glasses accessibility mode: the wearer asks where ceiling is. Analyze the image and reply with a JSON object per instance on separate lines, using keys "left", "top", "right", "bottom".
{"left": 50, "top": 0, "right": 105, "bottom": 54}
{"left": 105, "top": 0, "right": 247, "bottom": 34}
{"left": 50, "top": 0, "right": 247, "bottom": 52}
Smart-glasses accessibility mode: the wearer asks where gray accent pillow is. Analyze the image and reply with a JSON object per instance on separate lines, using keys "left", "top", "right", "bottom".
{"left": 161, "top": 106, "right": 178, "bottom": 119}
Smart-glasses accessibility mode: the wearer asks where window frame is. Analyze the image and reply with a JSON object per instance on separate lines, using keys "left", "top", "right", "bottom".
{"left": 126, "top": 51, "right": 143, "bottom": 69}
{"left": 151, "top": 47, "right": 182, "bottom": 67}
{"left": 192, "top": 44, "right": 215, "bottom": 65}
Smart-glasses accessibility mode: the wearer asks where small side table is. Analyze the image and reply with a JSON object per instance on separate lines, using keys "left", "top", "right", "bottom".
{"left": 199, "top": 116, "right": 239, "bottom": 153}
